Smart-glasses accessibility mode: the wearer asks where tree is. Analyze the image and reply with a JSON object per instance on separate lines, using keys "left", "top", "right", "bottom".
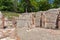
{"left": 0, "top": 0, "right": 14, "bottom": 11}
{"left": 0, "top": 0, "right": 53, "bottom": 13}
{"left": 29, "top": 0, "right": 39, "bottom": 12}
{"left": 17, "top": 0, "right": 26, "bottom": 13}
{"left": 53, "top": 0, "right": 60, "bottom": 8}
{"left": 17, "top": 0, "right": 51, "bottom": 12}
{"left": 38, "top": 0, "right": 51, "bottom": 11}
{"left": 13, "top": 0, "right": 18, "bottom": 12}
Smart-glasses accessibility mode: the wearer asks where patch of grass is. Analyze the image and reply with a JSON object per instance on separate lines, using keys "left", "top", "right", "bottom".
{"left": 2, "top": 11, "right": 19, "bottom": 19}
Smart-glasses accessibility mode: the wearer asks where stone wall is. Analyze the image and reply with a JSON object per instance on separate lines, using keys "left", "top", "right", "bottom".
{"left": 35, "top": 11, "right": 42, "bottom": 27}
{"left": 44, "top": 9, "right": 59, "bottom": 29}
{"left": 17, "top": 13, "right": 35, "bottom": 28}
{"left": 17, "top": 8, "right": 60, "bottom": 29}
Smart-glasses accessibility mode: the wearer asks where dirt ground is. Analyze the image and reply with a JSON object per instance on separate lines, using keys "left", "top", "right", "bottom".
{"left": 17, "top": 27, "right": 60, "bottom": 40}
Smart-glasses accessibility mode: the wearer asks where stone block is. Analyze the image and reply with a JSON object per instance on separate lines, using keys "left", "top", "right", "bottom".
{"left": 44, "top": 9, "right": 59, "bottom": 29}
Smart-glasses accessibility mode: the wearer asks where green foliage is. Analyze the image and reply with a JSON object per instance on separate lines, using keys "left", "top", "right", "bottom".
{"left": 29, "top": 0, "right": 39, "bottom": 12}
{"left": 0, "top": 0, "right": 60, "bottom": 13}
{"left": 2, "top": 11, "right": 19, "bottom": 19}
{"left": 0, "top": 0, "right": 14, "bottom": 11}
{"left": 17, "top": 0, "right": 51, "bottom": 12}
{"left": 17, "top": 0, "right": 27, "bottom": 13}
{"left": 53, "top": 0, "right": 60, "bottom": 8}
{"left": 38, "top": 0, "right": 51, "bottom": 11}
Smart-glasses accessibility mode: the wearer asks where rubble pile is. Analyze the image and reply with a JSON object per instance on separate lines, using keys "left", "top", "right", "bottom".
{"left": 0, "top": 11, "right": 20, "bottom": 40}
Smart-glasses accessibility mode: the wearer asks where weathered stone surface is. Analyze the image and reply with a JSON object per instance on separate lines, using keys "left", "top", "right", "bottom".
{"left": 35, "top": 11, "right": 43, "bottom": 27}
{"left": 17, "top": 13, "right": 35, "bottom": 28}
{"left": 0, "top": 12, "right": 3, "bottom": 28}
{"left": 0, "top": 12, "right": 20, "bottom": 40}
{"left": 0, "top": 28, "right": 16, "bottom": 38}
{"left": 44, "top": 9, "right": 59, "bottom": 29}
{"left": 16, "top": 8, "right": 60, "bottom": 29}
{"left": 1, "top": 37, "right": 16, "bottom": 40}
{"left": 0, "top": 11, "right": 3, "bottom": 18}
{"left": 17, "top": 13, "right": 32, "bottom": 28}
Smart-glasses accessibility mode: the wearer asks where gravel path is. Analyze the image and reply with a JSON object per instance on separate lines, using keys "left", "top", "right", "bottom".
{"left": 17, "top": 27, "right": 60, "bottom": 40}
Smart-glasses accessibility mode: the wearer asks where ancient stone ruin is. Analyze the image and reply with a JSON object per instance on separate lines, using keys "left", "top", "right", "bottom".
{"left": 0, "top": 11, "right": 20, "bottom": 40}
{"left": 17, "top": 8, "right": 60, "bottom": 29}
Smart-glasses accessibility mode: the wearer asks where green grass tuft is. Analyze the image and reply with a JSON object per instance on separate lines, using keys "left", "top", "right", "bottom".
{"left": 2, "top": 11, "right": 19, "bottom": 19}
